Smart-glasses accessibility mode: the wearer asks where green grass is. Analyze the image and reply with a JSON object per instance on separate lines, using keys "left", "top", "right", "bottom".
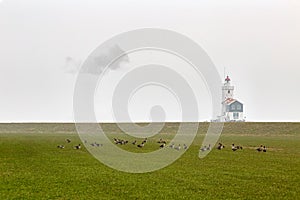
{"left": 0, "top": 123, "right": 299, "bottom": 199}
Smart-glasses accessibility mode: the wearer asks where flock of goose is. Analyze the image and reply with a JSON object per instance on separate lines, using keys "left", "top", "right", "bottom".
{"left": 113, "top": 137, "right": 188, "bottom": 150}
{"left": 57, "top": 139, "right": 82, "bottom": 150}
{"left": 256, "top": 145, "right": 267, "bottom": 152}
{"left": 201, "top": 142, "right": 267, "bottom": 152}
{"left": 58, "top": 138, "right": 267, "bottom": 153}
{"left": 57, "top": 139, "right": 103, "bottom": 150}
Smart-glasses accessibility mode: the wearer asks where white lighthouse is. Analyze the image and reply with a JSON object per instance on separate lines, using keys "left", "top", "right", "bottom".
{"left": 218, "top": 76, "right": 244, "bottom": 122}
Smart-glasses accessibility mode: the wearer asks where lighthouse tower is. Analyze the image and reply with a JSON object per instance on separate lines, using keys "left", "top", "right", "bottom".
{"left": 219, "top": 76, "right": 244, "bottom": 122}
{"left": 222, "top": 76, "right": 234, "bottom": 102}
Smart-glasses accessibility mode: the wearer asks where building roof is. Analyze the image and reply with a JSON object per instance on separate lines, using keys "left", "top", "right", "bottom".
{"left": 223, "top": 98, "right": 243, "bottom": 105}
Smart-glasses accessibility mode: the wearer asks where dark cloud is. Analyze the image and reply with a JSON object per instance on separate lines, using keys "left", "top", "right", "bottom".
{"left": 63, "top": 45, "right": 129, "bottom": 75}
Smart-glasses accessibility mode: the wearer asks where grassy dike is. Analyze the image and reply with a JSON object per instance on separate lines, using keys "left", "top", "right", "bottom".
{"left": 0, "top": 123, "right": 299, "bottom": 199}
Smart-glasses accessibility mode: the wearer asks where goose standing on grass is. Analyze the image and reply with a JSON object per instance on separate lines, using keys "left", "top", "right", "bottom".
{"left": 200, "top": 146, "right": 207, "bottom": 152}
{"left": 263, "top": 146, "right": 267, "bottom": 152}
{"left": 217, "top": 143, "right": 225, "bottom": 150}
{"left": 132, "top": 140, "right": 137, "bottom": 145}
{"left": 160, "top": 143, "right": 166, "bottom": 148}
{"left": 57, "top": 145, "right": 64, "bottom": 149}
{"left": 236, "top": 145, "right": 243, "bottom": 150}
{"left": 74, "top": 144, "right": 81, "bottom": 149}
{"left": 137, "top": 142, "right": 144, "bottom": 148}
{"left": 96, "top": 143, "right": 103, "bottom": 147}
{"left": 207, "top": 144, "right": 211, "bottom": 151}
{"left": 158, "top": 139, "right": 166, "bottom": 144}
{"left": 231, "top": 144, "right": 238, "bottom": 151}
{"left": 143, "top": 138, "right": 148, "bottom": 144}
{"left": 66, "top": 139, "right": 71, "bottom": 143}
{"left": 183, "top": 144, "right": 188, "bottom": 150}
{"left": 169, "top": 143, "right": 175, "bottom": 149}
{"left": 200, "top": 144, "right": 211, "bottom": 152}
{"left": 257, "top": 145, "right": 263, "bottom": 152}
{"left": 175, "top": 144, "right": 181, "bottom": 151}
{"left": 114, "top": 138, "right": 119, "bottom": 144}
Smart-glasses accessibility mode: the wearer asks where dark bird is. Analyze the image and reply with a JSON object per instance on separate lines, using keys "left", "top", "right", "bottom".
{"left": 183, "top": 144, "right": 188, "bottom": 150}
{"left": 143, "top": 138, "right": 148, "bottom": 143}
{"left": 231, "top": 144, "right": 238, "bottom": 151}
{"left": 263, "top": 146, "right": 267, "bottom": 152}
{"left": 95, "top": 143, "right": 103, "bottom": 147}
{"left": 175, "top": 144, "right": 181, "bottom": 151}
{"left": 160, "top": 143, "right": 166, "bottom": 148}
{"left": 132, "top": 140, "right": 137, "bottom": 145}
{"left": 158, "top": 138, "right": 166, "bottom": 144}
{"left": 114, "top": 138, "right": 119, "bottom": 144}
{"left": 200, "top": 146, "right": 207, "bottom": 152}
{"left": 257, "top": 145, "right": 263, "bottom": 152}
{"left": 74, "top": 144, "right": 81, "bottom": 149}
{"left": 137, "top": 143, "right": 144, "bottom": 148}
{"left": 236, "top": 145, "right": 243, "bottom": 150}
{"left": 66, "top": 139, "right": 71, "bottom": 143}
{"left": 201, "top": 144, "right": 211, "bottom": 152}
{"left": 217, "top": 143, "right": 225, "bottom": 150}
{"left": 57, "top": 145, "right": 64, "bottom": 149}
{"left": 169, "top": 143, "right": 175, "bottom": 148}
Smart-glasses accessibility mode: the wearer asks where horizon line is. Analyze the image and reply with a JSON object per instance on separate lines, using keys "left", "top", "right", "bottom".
{"left": 0, "top": 121, "right": 299, "bottom": 123}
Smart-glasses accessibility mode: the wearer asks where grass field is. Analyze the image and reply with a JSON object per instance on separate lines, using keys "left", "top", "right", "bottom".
{"left": 0, "top": 123, "right": 299, "bottom": 199}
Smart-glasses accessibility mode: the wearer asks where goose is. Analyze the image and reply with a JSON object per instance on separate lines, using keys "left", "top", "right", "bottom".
{"left": 231, "top": 144, "right": 238, "bottom": 151}
{"left": 158, "top": 138, "right": 166, "bottom": 144}
{"left": 66, "top": 139, "right": 71, "bottom": 143}
{"left": 160, "top": 143, "right": 166, "bottom": 148}
{"left": 183, "top": 144, "right": 188, "bottom": 150}
{"left": 257, "top": 145, "right": 263, "bottom": 152}
{"left": 137, "top": 143, "right": 144, "bottom": 148}
{"left": 143, "top": 138, "right": 148, "bottom": 143}
{"left": 207, "top": 144, "right": 211, "bottom": 151}
{"left": 200, "top": 144, "right": 211, "bottom": 152}
{"left": 132, "top": 140, "right": 137, "bottom": 145}
{"left": 217, "top": 143, "right": 225, "bottom": 150}
{"left": 74, "top": 144, "right": 81, "bottom": 149}
{"left": 113, "top": 138, "right": 119, "bottom": 144}
{"left": 169, "top": 143, "right": 175, "bottom": 148}
{"left": 263, "top": 146, "right": 267, "bottom": 152}
{"left": 236, "top": 145, "right": 243, "bottom": 150}
{"left": 200, "top": 146, "right": 207, "bottom": 152}
{"left": 175, "top": 144, "right": 181, "bottom": 151}
{"left": 95, "top": 143, "right": 103, "bottom": 147}
{"left": 57, "top": 145, "right": 64, "bottom": 149}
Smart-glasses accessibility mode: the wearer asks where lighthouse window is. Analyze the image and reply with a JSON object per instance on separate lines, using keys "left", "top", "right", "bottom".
{"left": 231, "top": 105, "right": 235, "bottom": 110}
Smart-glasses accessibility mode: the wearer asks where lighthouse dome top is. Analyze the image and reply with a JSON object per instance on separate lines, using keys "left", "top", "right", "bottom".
{"left": 225, "top": 75, "right": 231, "bottom": 83}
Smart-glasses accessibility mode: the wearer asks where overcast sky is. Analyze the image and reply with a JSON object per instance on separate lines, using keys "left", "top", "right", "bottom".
{"left": 0, "top": 0, "right": 299, "bottom": 122}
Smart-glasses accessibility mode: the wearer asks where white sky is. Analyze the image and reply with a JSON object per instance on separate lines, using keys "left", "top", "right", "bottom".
{"left": 0, "top": 0, "right": 299, "bottom": 122}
